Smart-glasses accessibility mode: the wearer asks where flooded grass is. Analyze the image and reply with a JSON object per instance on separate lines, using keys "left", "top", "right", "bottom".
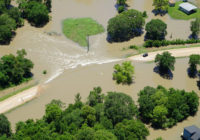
{"left": 62, "top": 18, "right": 104, "bottom": 47}
{"left": 168, "top": 1, "right": 200, "bottom": 20}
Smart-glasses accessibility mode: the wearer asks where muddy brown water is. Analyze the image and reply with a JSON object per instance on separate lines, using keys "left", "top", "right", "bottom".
{"left": 0, "top": 0, "right": 199, "bottom": 139}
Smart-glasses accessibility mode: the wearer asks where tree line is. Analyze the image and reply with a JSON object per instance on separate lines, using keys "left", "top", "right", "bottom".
{"left": 0, "top": 0, "right": 51, "bottom": 44}
{"left": 0, "top": 87, "right": 150, "bottom": 140}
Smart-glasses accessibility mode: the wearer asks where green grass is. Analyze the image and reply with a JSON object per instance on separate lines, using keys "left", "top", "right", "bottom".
{"left": 0, "top": 82, "right": 37, "bottom": 102}
{"left": 168, "top": 1, "right": 200, "bottom": 20}
{"left": 62, "top": 18, "right": 104, "bottom": 47}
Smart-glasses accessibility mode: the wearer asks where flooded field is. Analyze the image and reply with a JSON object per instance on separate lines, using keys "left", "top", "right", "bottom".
{"left": 0, "top": 0, "right": 200, "bottom": 139}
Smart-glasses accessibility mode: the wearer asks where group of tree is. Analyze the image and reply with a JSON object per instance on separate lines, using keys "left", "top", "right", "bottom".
{"left": 0, "top": 49, "right": 34, "bottom": 89}
{"left": 107, "top": 9, "right": 145, "bottom": 42}
{"left": 0, "top": 87, "right": 150, "bottom": 140}
{"left": 188, "top": 54, "right": 200, "bottom": 77}
{"left": 190, "top": 18, "right": 200, "bottom": 39}
{"left": 153, "top": 0, "right": 168, "bottom": 15}
{"left": 18, "top": 0, "right": 51, "bottom": 27}
{"left": 113, "top": 61, "right": 134, "bottom": 84}
{"left": 138, "top": 85, "right": 199, "bottom": 128}
{"left": 155, "top": 51, "right": 175, "bottom": 75}
{"left": 0, "top": 0, "right": 51, "bottom": 44}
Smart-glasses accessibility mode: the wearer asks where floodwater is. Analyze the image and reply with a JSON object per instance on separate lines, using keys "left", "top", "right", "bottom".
{"left": 0, "top": 0, "right": 199, "bottom": 139}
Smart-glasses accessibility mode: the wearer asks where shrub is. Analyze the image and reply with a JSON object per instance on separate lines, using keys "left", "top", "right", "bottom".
{"left": 117, "top": 5, "right": 125, "bottom": 13}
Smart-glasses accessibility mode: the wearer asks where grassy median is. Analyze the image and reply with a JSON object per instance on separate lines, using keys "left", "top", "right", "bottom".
{"left": 62, "top": 18, "right": 104, "bottom": 47}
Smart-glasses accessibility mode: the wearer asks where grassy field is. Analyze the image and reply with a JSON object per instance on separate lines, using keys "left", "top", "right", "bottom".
{"left": 168, "top": 1, "right": 200, "bottom": 20}
{"left": 62, "top": 18, "right": 104, "bottom": 47}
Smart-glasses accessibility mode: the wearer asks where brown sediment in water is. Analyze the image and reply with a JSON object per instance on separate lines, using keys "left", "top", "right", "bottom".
{"left": 0, "top": 0, "right": 199, "bottom": 139}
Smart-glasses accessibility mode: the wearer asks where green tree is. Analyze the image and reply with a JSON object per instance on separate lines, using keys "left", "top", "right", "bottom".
{"left": 81, "top": 105, "right": 96, "bottom": 127}
{"left": 7, "top": 7, "right": 24, "bottom": 27}
{"left": 114, "top": 119, "right": 149, "bottom": 140}
{"left": 0, "top": 114, "right": 11, "bottom": 137}
{"left": 152, "top": 105, "right": 168, "bottom": 128}
{"left": 75, "top": 126, "right": 95, "bottom": 140}
{"left": 44, "top": 102, "right": 62, "bottom": 123}
{"left": 145, "top": 19, "right": 167, "bottom": 40}
{"left": 107, "top": 9, "right": 145, "bottom": 42}
{"left": 190, "top": 18, "right": 200, "bottom": 38}
{"left": 117, "top": 0, "right": 127, "bottom": 5}
{"left": 94, "top": 130, "right": 117, "bottom": 140}
{"left": 104, "top": 92, "right": 137, "bottom": 125}
{"left": 188, "top": 54, "right": 200, "bottom": 77}
{"left": 44, "top": 0, "right": 51, "bottom": 12}
{"left": 153, "top": 0, "right": 168, "bottom": 12}
{"left": 155, "top": 51, "right": 175, "bottom": 73}
{"left": 87, "top": 87, "right": 103, "bottom": 107}
{"left": 113, "top": 61, "right": 134, "bottom": 84}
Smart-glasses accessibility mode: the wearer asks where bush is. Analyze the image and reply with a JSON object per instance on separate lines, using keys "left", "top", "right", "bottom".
{"left": 144, "top": 39, "right": 200, "bottom": 48}
{"left": 113, "top": 61, "right": 134, "bottom": 84}
{"left": 142, "top": 11, "right": 147, "bottom": 17}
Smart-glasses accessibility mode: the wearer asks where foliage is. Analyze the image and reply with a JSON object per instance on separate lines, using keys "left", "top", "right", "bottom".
{"left": 117, "top": 0, "right": 127, "bottom": 5}
{"left": 143, "top": 39, "right": 200, "bottom": 47}
{"left": 107, "top": 9, "right": 145, "bottom": 42}
{"left": 104, "top": 92, "right": 138, "bottom": 125}
{"left": 44, "top": 0, "right": 51, "bottom": 12}
{"left": 2, "top": 87, "right": 149, "bottom": 139}
{"left": 87, "top": 87, "right": 104, "bottom": 107}
{"left": 113, "top": 61, "right": 134, "bottom": 84}
{"left": 114, "top": 119, "right": 149, "bottom": 140}
{"left": 191, "top": 18, "right": 200, "bottom": 38}
{"left": 62, "top": 18, "right": 104, "bottom": 47}
{"left": 155, "top": 51, "right": 175, "bottom": 73}
{"left": 145, "top": 19, "right": 167, "bottom": 40}
{"left": 0, "top": 49, "right": 34, "bottom": 89}
{"left": 118, "top": 5, "right": 125, "bottom": 13}
{"left": 153, "top": 0, "right": 168, "bottom": 12}
{"left": 0, "top": 14, "right": 16, "bottom": 43}
{"left": 138, "top": 86, "right": 199, "bottom": 128}
{"left": 188, "top": 54, "right": 200, "bottom": 77}
{"left": 168, "top": 1, "right": 200, "bottom": 20}
{"left": 7, "top": 7, "right": 24, "bottom": 27}
{"left": 0, "top": 114, "right": 11, "bottom": 137}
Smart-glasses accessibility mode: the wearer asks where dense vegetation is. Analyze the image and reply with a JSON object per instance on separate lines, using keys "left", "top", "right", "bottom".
{"left": 138, "top": 85, "right": 199, "bottom": 128}
{"left": 144, "top": 39, "right": 200, "bottom": 47}
{"left": 0, "top": 49, "right": 34, "bottom": 89}
{"left": 188, "top": 54, "right": 200, "bottom": 77}
{"left": 0, "top": 87, "right": 150, "bottom": 139}
{"left": 0, "top": 0, "right": 51, "bottom": 44}
{"left": 145, "top": 19, "right": 167, "bottom": 40}
{"left": 153, "top": 0, "right": 168, "bottom": 14}
{"left": 155, "top": 51, "right": 175, "bottom": 74}
{"left": 62, "top": 18, "right": 104, "bottom": 47}
{"left": 107, "top": 9, "right": 145, "bottom": 42}
{"left": 18, "top": 0, "right": 50, "bottom": 27}
{"left": 113, "top": 61, "right": 134, "bottom": 84}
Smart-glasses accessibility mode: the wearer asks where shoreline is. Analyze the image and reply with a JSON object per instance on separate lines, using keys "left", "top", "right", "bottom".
{"left": 0, "top": 85, "right": 39, "bottom": 114}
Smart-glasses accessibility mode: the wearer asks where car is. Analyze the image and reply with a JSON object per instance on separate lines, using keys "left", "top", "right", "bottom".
{"left": 143, "top": 53, "right": 148, "bottom": 57}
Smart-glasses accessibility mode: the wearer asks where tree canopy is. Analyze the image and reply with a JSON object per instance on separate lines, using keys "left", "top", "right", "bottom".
{"left": 107, "top": 9, "right": 145, "bottom": 42}
{"left": 0, "top": 49, "right": 34, "bottom": 89}
{"left": 155, "top": 51, "right": 175, "bottom": 74}
{"left": 113, "top": 61, "right": 134, "bottom": 84}
{"left": 188, "top": 54, "right": 200, "bottom": 77}
{"left": 138, "top": 85, "right": 199, "bottom": 128}
{"left": 190, "top": 18, "right": 200, "bottom": 39}
{"left": 153, "top": 0, "right": 168, "bottom": 13}
{"left": 145, "top": 19, "right": 167, "bottom": 40}
{"left": 0, "top": 87, "right": 149, "bottom": 139}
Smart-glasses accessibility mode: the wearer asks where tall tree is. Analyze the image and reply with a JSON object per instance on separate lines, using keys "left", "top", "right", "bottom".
{"left": 0, "top": 114, "right": 11, "bottom": 137}
{"left": 153, "top": 0, "right": 168, "bottom": 12}
{"left": 188, "top": 54, "right": 200, "bottom": 77}
{"left": 155, "top": 51, "right": 175, "bottom": 73}
{"left": 190, "top": 18, "right": 200, "bottom": 39}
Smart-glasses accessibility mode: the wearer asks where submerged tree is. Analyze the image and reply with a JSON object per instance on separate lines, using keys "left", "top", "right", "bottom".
{"left": 153, "top": 0, "right": 168, "bottom": 14}
{"left": 155, "top": 51, "right": 175, "bottom": 74}
{"left": 188, "top": 54, "right": 200, "bottom": 77}
{"left": 190, "top": 18, "right": 200, "bottom": 39}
